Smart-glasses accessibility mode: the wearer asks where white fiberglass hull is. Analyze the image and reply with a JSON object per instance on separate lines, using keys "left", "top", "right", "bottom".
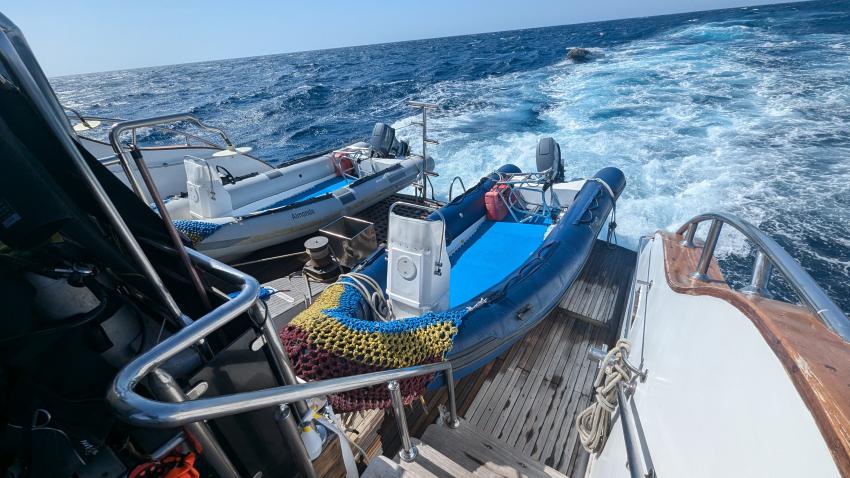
{"left": 586, "top": 233, "right": 840, "bottom": 478}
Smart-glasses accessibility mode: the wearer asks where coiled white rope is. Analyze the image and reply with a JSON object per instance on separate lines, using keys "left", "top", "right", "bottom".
{"left": 337, "top": 272, "right": 395, "bottom": 322}
{"left": 576, "top": 339, "right": 633, "bottom": 453}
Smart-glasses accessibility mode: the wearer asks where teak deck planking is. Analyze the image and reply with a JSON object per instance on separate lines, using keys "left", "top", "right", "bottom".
{"left": 559, "top": 240, "right": 635, "bottom": 327}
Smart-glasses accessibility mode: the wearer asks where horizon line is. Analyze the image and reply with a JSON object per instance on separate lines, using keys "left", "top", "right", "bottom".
{"left": 49, "top": 0, "right": 808, "bottom": 78}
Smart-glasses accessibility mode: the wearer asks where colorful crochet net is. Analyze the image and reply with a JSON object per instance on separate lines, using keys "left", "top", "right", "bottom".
{"left": 173, "top": 220, "right": 223, "bottom": 245}
{"left": 280, "top": 283, "right": 464, "bottom": 412}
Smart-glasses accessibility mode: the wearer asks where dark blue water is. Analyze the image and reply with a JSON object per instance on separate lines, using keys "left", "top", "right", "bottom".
{"left": 52, "top": 0, "right": 850, "bottom": 313}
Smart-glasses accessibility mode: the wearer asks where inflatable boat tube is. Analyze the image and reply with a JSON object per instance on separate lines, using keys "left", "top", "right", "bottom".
{"left": 167, "top": 150, "right": 426, "bottom": 261}
{"left": 280, "top": 164, "right": 625, "bottom": 411}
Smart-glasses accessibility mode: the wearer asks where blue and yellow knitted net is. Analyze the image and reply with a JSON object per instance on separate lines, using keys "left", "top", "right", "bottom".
{"left": 280, "top": 283, "right": 464, "bottom": 412}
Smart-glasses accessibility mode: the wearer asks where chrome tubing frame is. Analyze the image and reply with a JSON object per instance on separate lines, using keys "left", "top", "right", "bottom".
{"left": 447, "top": 176, "right": 466, "bottom": 202}
{"left": 618, "top": 236, "right": 652, "bottom": 340}
{"left": 111, "top": 351, "right": 457, "bottom": 428}
{"left": 70, "top": 114, "right": 238, "bottom": 151}
{"left": 109, "top": 247, "right": 460, "bottom": 433}
{"left": 388, "top": 380, "right": 417, "bottom": 462}
{"left": 617, "top": 384, "right": 655, "bottom": 478}
{"left": 677, "top": 212, "right": 850, "bottom": 342}
{"left": 407, "top": 101, "right": 439, "bottom": 201}
{"left": 494, "top": 170, "right": 563, "bottom": 223}
{"left": 108, "top": 113, "right": 236, "bottom": 202}
{"left": 610, "top": 237, "right": 656, "bottom": 478}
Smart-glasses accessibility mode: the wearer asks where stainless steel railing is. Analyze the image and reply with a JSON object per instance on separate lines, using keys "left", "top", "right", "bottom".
{"left": 616, "top": 383, "right": 655, "bottom": 478}
{"left": 600, "top": 233, "right": 656, "bottom": 478}
{"left": 107, "top": 113, "right": 241, "bottom": 201}
{"left": 109, "top": 245, "right": 460, "bottom": 470}
{"left": 406, "top": 101, "right": 439, "bottom": 201}
{"left": 447, "top": 176, "right": 466, "bottom": 202}
{"left": 609, "top": 211, "right": 850, "bottom": 478}
{"left": 68, "top": 113, "right": 234, "bottom": 152}
{"left": 110, "top": 338, "right": 459, "bottom": 430}
{"left": 618, "top": 235, "right": 652, "bottom": 340}
{"left": 677, "top": 212, "right": 850, "bottom": 341}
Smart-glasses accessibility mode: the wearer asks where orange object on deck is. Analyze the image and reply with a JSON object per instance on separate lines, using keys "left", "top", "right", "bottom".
{"left": 129, "top": 451, "right": 200, "bottom": 478}
{"left": 332, "top": 151, "right": 355, "bottom": 177}
{"left": 485, "top": 184, "right": 512, "bottom": 221}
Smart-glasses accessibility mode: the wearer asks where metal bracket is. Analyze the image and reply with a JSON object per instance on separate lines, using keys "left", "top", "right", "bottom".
{"left": 250, "top": 335, "right": 267, "bottom": 352}
{"left": 185, "top": 382, "right": 208, "bottom": 401}
{"left": 587, "top": 344, "right": 609, "bottom": 363}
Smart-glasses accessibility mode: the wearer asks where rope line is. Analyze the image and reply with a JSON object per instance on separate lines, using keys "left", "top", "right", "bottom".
{"left": 576, "top": 339, "right": 633, "bottom": 453}
{"left": 337, "top": 272, "right": 395, "bottom": 322}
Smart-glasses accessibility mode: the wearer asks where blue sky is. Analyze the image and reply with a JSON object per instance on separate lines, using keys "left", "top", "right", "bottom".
{"left": 4, "top": 0, "right": 794, "bottom": 76}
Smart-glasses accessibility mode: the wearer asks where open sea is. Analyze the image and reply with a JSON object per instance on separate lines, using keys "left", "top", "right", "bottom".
{"left": 52, "top": 0, "right": 850, "bottom": 312}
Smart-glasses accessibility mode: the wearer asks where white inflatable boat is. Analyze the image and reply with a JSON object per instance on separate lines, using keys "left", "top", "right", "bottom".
{"left": 75, "top": 115, "right": 430, "bottom": 261}
{"left": 164, "top": 133, "right": 429, "bottom": 261}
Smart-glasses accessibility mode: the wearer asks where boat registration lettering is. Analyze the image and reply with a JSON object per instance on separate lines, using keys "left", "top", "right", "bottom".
{"left": 291, "top": 208, "right": 316, "bottom": 220}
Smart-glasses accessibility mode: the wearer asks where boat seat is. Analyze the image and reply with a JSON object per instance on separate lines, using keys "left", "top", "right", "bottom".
{"left": 386, "top": 208, "right": 451, "bottom": 319}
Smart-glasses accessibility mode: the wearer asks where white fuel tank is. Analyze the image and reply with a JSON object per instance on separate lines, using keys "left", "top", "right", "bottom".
{"left": 386, "top": 206, "right": 450, "bottom": 319}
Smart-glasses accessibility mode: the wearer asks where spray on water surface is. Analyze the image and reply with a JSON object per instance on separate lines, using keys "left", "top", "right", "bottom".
{"left": 53, "top": 0, "right": 850, "bottom": 312}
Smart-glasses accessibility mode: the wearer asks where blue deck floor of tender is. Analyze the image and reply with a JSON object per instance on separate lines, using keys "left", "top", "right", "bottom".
{"left": 449, "top": 220, "right": 549, "bottom": 307}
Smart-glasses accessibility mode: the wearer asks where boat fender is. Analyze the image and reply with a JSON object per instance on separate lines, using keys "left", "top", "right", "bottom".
{"left": 485, "top": 184, "right": 511, "bottom": 221}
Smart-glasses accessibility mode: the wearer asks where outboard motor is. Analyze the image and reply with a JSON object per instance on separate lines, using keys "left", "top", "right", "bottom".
{"left": 370, "top": 123, "right": 396, "bottom": 158}
{"left": 395, "top": 139, "right": 411, "bottom": 157}
{"left": 536, "top": 137, "right": 564, "bottom": 183}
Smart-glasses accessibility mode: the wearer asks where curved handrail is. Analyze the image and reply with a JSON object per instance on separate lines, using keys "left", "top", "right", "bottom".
{"left": 448, "top": 176, "right": 466, "bottom": 202}
{"left": 69, "top": 113, "right": 237, "bottom": 152}
{"left": 109, "top": 246, "right": 459, "bottom": 445}
{"left": 676, "top": 212, "right": 850, "bottom": 341}
{"left": 111, "top": 358, "right": 451, "bottom": 427}
{"left": 106, "top": 246, "right": 260, "bottom": 426}
{"left": 108, "top": 113, "right": 237, "bottom": 156}
{"left": 102, "top": 114, "right": 232, "bottom": 200}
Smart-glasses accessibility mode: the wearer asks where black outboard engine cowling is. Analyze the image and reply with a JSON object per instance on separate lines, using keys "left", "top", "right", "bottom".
{"left": 536, "top": 137, "right": 564, "bottom": 183}
{"left": 395, "top": 139, "right": 410, "bottom": 157}
{"left": 369, "top": 123, "right": 395, "bottom": 158}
